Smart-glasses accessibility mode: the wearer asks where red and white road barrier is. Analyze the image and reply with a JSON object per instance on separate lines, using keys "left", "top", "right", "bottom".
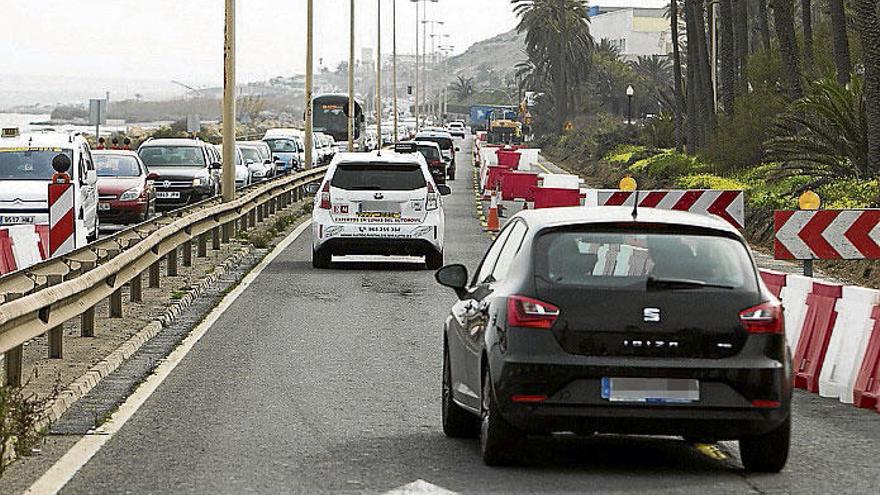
{"left": 597, "top": 189, "right": 745, "bottom": 229}
{"left": 0, "top": 225, "right": 50, "bottom": 276}
{"left": 819, "top": 286, "right": 880, "bottom": 402}
{"left": 48, "top": 179, "right": 76, "bottom": 256}
{"left": 780, "top": 274, "right": 814, "bottom": 348}
{"left": 793, "top": 281, "right": 842, "bottom": 393}
{"left": 774, "top": 209, "right": 880, "bottom": 260}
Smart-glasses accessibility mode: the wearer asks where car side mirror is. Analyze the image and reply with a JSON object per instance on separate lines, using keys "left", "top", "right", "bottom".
{"left": 437, "top": 184, "right": 451, "bottom": 196}
{"left": 210, "top": 162, "right": 222, "bottom": 170}
{"left": 146, "top": 172, "right": 160, "bottom": 181}
{"left": 264, "top": 159, "right": 273, "bottom": 165}
{"left": 303, "top": 182, "right": 321, "bottom": 195}
{"left": 246, "top": 159, "right": 255, "bottom": 166}
{"left": 456, "top": 147, "right": 461, "bottom": 152}
{"left": 435, "top": 264, "right": 468, "bottom": 299}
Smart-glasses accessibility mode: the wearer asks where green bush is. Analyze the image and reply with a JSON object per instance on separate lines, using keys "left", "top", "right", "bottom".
{"left": 628, "top": 151, "right": 712, "bottom": 179}
{"left": 704, "top": 90, "right": 786, "bottom": 173}
{"left": 675, "top": 174, "right": 749, "bottom": 190}
{"left": 604, "top": 144, "right": 645, "bottom": 164}
{"left": 816, "top": 179, "right": 880, "bottom": 208}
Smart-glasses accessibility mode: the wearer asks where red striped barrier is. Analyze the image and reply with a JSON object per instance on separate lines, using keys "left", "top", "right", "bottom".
{"left": 596, "top": 189, "right": 745, "bottom": 229}
{"left": 774, "top": 209, "right": 880, "bottom": 260}
{"left": 853, "top": 306, "right": 880, "bottom": 412}
{"left": 760, "top": 269, "right": 787, "bottom": 298}
{"left": 501, "top": 171, "right": 539, "bottom": 201}
{"left": 794, "top": 281, "right": 842, "bottom": 392}
{"left": 0, "top": 230, "right": 17, "bottom": 274}
{"left": 48, "top": 181, "right": 76, "bottom": 256}
{"left": 531, "top": 187, "right": 581, "bottom": 209}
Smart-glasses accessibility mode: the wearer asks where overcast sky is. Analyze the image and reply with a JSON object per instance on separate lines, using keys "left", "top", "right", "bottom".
{"left": 0, "top": 0, "right": 520, "bottom": 86}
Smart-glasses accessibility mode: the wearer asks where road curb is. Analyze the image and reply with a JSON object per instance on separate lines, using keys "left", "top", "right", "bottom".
{"left": 38, "top": 244, "right": 253, "bottom": 429}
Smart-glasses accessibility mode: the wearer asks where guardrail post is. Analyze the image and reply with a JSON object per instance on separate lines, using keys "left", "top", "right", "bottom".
{"left": 183, "top": 239, "right": 193, "bottom": 267}
{"left": 254, "top": 205, "right": 262, "bottom": 224}
{"left": 240, "top": 213, "right": 249, "bottom": 232}
{"left": 47, "top": 274, "right": 63, "bottom": 359}
{"left": 109, "top": 287, "right": 123, "bottom": 318}
{"left": 222, "top": 222, "right": 231, "bottom": 243}
{"left": 149, "top": 260, "right": 161, "bottom": 288}
{"left": 212, "top": 226, "right": 221, "bottom": 249}
{"left": 4, "top": 293, "right": 24, "bottom": 387}
{"left": 198, "top": 233, "right": 208, "bottom": 257}
{"left": 167, "top": 248, "right": 178, "bottom": 277}
{"left": 269, "top": 197, "right": 277, "bottom": 215}
{"left": 130, "top": 272, "right": 143, "bottom": 303}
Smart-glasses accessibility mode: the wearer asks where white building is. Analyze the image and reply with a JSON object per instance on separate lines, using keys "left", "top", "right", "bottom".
{"left": 588, "top": 1, "right": 672, "bottom": 60}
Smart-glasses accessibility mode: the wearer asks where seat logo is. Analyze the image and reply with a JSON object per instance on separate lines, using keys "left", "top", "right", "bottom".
{"left": 374, "top": 192, "right": 384, "bottom": 200}
{"left": 162, "top": 180, "right": 171, "bottom": 189}
{"left": 643, "top": 308, "right": 661, "bottom": 322}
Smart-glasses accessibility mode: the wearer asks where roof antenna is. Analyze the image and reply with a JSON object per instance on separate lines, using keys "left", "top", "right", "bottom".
{"left": 631, "top": 188, "right": 639, "bottom": 220}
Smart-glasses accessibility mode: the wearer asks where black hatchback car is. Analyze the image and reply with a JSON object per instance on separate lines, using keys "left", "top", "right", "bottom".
{"left": 436, "top": 206, "right": 792, "bottom": 471}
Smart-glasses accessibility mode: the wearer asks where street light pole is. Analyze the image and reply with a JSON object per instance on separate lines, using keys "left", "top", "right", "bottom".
{"left": 304, "top": 0, "right": 314, "bottom": 169}
{"left": 376, "top": 0, "right": 382, "bottom": 144}
{"left": 222, "top": 0, "right": 236, "bottom": 202}
{"left": 393, "top": 0, "right": 398, "bottom": 143}
{"left": 348, "top": 0, "right": 355, "bottom": 151}
{"left": 626, "top": 85, "right": 634, "bottom": 125}
{"left": 412, "top": 0, "right": 419, "bottom": 131}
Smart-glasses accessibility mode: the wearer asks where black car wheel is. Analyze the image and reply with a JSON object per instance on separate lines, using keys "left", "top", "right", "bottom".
{"left": 426, "top": 250, "right": 444, "bottom": 270}
{"left": 739, "top": 415, "right": 791, "bottom": 473}
{"left": 312, "top": 247, "right": 332, "bottom": 269}
{"left": 442, "top": 344, "right": 479, "bottom": 438}
{"left": 480, "top": 368, "right": 523, "bottom": 466}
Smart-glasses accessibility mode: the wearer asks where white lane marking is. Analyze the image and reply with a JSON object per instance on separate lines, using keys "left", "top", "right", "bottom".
{"left": 25, "top": 219, "right": 313, "bottom": 495}
{"left": 384, "top": 479, "right": 458, "bottom": 495}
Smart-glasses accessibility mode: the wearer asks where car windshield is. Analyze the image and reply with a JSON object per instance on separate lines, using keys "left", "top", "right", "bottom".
{"left": 95, "top": 154, "right": 141, "bottom": 177}
{"left": 240, "top": 147, "right": 262, "bottom": 164}
{"left": 265, "top": 139, "right": 297, "bottom": 153}
{"left": 0, "top": 148, "right": 71, "bottom": 180}
{"left": 535, "top": 229, "right": 757, "bottom": 291}
{"left": 416, "top": 136, "right": 453, "bottom": 150}
{"left": 331, "top": 162, "right": 426, "bottom": 191}
{"left": 139, "top": 146, "right": 205, "bottom": 167}
{"left": 418, "top": 146, "right": 441, "bottom": 162}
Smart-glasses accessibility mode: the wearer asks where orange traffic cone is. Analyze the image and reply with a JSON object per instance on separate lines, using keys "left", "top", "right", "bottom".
{"left": 486, "top": 190, "right": 500, "bottom": 232}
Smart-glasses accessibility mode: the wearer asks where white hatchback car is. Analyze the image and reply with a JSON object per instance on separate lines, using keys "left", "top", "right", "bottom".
{"left": 311, "top": 151, "right": 451, "bottom": 269}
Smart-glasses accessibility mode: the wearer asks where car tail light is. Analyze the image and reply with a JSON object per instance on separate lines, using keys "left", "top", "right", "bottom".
{"left": 430, "top": 159, "right": 442, "bottom": 168}
{"left": 319, "top": 181, "right": 331, "bottom": 210}
{"left": 739, "top": 300, "right": 784, "bottom": 334}
{"left": 426, "top": 182, "right": 440, "bottom": 211}
{"left": 507, "top": 295, "right": 560, "bottom": 329}
{"left": 751, "top": 399, "right": 782, "bottom": 408}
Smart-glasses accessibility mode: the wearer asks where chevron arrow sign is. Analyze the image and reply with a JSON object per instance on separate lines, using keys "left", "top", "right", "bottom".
{"left": 774, "top": 209, "right": 880, "bottom": 260}
{"left": 596, "top": 190, "right": 745, "bottom": 229}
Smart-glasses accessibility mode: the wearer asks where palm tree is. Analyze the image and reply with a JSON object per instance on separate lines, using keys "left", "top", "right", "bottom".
{"left": 830, "top": 0, "right": 851, "bottom": 85}
{"left": 755, "top": 0, "right": 772, "bottom": 51}
{"left": 853, "top": 0, "right": 880, "bottom": 171}
{"left": 733, "top": 0, "right": 749, "bottom": 92}
{"left": 670, "top": 0, "right": 685, "bottom": 151}
{"left": 450, "top": 76, "right": 473, "bottom": 101}
{"left": 769, "top": 0, "right": 803, "bottom": 100}
{"left": 594, "top": 38, "right": 621, "bottom": 62}
{"left": 629, "top": 55, "right": 672, "bottom": 87}
{"left": 801, "top": 0, "right": 813, "bottom": 73}
{"left": 512, "top": 0, "right": 594, "bottom": 128}
{"left": 684, "top": 0, "right": 714, "bottom": 148}
{"left": 719, "top": 0, "right": 736, "bottom": 115}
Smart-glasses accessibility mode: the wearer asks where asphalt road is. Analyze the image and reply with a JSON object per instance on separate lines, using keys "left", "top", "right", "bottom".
{"left": 59, "top": 139, "right": 880, "bottom": 494}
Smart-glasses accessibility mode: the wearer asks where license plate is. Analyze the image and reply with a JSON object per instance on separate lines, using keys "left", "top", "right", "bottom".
{"left": 359, "top": 201, "right": 400, "bottom": 213}
{"left": 0, "top": 215, "right": 36, "bottom": 225}
{"left": 601, "top": 377, "right": 699, "bottom": 404}
{"left": 98, "top": 202, "right": 111, "bottom": 211}
{"left": 156, "top": 191, "right": 181, "bottom": 199}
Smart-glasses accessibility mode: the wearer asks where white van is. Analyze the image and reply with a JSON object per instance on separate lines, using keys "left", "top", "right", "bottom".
{"left": 0, "top": 128, "right": 100, "bottom": 244}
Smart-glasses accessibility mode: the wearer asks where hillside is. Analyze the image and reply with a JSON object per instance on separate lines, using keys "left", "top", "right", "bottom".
{"left": 440, "top": 28, "right": 526, "bottom": 89}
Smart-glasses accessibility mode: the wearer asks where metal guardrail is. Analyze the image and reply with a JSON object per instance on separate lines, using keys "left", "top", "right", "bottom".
{"left": 0, "top": 167, "right": 326, "bottom": 386}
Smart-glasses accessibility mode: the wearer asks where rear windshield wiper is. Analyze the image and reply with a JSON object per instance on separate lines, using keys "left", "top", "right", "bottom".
{"left": 646, "top": 276, "right": 735, "bottom": 290}
{"left": 342, "top": 185, "right": 383, "bottom": 190}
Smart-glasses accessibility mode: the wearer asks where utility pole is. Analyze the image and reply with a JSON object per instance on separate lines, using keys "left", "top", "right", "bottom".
{"left": 393, "top": 0, "right": 398, "bottom": 142}
{"left": 222, "top": 0, "right": 236, "bottom": 202}
{"left": 376, "top": 0, "right": 382, "bottom": 144}
{"left": 305, "top": 0, "right": 314, "bottom": 169}
{"left": 348, "top": 0, "right": 355, "bottom": 151}
{"left": 413, "top": 0, "right": 419, "bottom": 130}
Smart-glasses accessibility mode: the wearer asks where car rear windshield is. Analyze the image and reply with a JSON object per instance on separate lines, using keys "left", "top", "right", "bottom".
{"left": 95, "top": 154, "right": 141, "bottom": 177}
{"left": 139, "top": 146, "right": 205, "bottom": 167}
{"left": 265, "top": 139, "right": 298, "bottom": 153}
{"left": 418, "top": 146, "right": 441, "bottom": 162}
{"left": 416, "top": 137, "right": 453, "bottom": 150}
{"left": 331, "top": 162, "right": 426, "bottom": 191}
{"left": 534, "top": 229, "right": 757, "bottom": 291}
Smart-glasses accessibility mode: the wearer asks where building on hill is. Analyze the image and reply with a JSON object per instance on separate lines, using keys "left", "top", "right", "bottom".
{"left": 588, "top": 2, "right": 672, "bottom": 60}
